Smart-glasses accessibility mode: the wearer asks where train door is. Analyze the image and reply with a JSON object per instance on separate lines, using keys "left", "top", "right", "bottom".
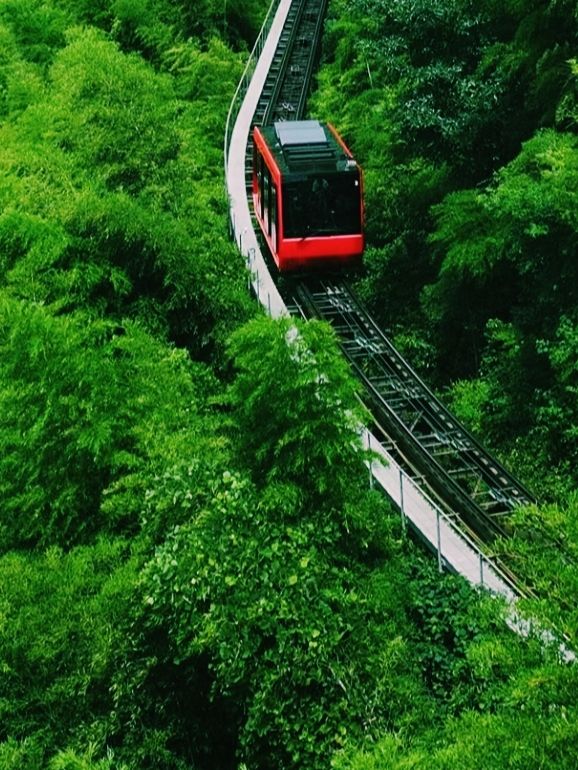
{"left": 253, "top": 140, "right": 278, "bottom": 251}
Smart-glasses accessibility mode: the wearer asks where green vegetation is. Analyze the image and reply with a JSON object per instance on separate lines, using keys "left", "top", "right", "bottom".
{"left": 313, "top": 0, "right": 578, "bottom": 585}
{"left": 1, "top": 1, "right": 578, "bottom": 769}
{"left": 308, "top": 0, "right": 578, "bottom": 765}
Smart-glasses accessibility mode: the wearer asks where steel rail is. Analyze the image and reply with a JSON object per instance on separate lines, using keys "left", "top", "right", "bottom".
{"left": 225, "top": 0, "right": 534, "bottom": 550}
{"left": 287, "top": 278, "right": 536, "bottom": 544}
{"left": 263, "top": 0, "right": 328, "bottom": 124}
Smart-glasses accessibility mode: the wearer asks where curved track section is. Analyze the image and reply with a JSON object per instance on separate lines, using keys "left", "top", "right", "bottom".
{"left": 224, "top": 1, "right": 535, "bottom": 603}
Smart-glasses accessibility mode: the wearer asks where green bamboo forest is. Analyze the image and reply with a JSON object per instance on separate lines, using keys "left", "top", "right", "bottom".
{"left": 0, "top": 1, "right": 577, "bottom": 768}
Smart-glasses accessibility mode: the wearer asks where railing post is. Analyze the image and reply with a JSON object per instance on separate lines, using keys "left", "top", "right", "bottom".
{"left": 436, "top": 508, "right": 443, "bottom": 572}
{"left": 247, "top": 247, "right": 253, "bottom": 291}
{"left": 399, "top": 468, "right": 406, "bottom": 536}
{"left": 367, "top": 433, "right": 374, "bottom": 489}
{"left": 479, "top": 552, "right": 484, "bottom": 586}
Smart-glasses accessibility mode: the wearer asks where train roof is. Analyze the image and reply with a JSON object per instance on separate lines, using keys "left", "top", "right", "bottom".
{"left": 258, "top": 120, "right": 358, "bottom": 176}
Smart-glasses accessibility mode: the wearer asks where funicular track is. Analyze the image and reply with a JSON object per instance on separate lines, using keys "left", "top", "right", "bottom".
{"left": 287, "top": 279, "right": 536, "bottom": 548}
{"left": 233, "top": 0, "right": 535, "bottom": 548}
{"left": 224, "top": 0, "right": 553, "bottom": 603}
{"left": 243, "top": 0, "right": 328, "bottom": 190}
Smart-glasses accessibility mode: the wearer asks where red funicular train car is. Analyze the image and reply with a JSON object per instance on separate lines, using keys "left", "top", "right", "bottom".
{"left": 252, "top": 120, "right": 364, "bottom": 272}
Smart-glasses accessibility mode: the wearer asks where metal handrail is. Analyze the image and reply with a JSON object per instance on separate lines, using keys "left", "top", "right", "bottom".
{"left": 224, "top": 0, "right": 282, "bottom": 174}
{"left": 366, "top": 428, "right": 527, "bottom": 599}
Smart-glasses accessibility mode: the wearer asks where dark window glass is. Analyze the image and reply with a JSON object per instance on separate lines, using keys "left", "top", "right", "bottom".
{"left": 257, "top": 152, "right": 264, "bottom": 218}
{"left": 264, "top": 170, "right": 270, "bottom": 231}
{"left": 282, "top": 171, "right": 361, "bottom": 238}
{"left": 271, "top": 182, "right": 277, "bottom": 246}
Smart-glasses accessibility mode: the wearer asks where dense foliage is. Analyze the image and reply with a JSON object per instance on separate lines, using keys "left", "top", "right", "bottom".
{"left": 1, "top": 1, "right": 578, "bottom": 769}
{"left": 313, "top": 0, "right": 578, "bottom": 476}
{"left": 309, "top": 1, "right": 578, "bottom": 765}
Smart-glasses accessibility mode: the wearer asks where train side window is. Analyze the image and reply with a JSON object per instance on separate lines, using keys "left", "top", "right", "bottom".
{"left": 264, "top": 170, "right": 271, "bottom": 233}
{"left": 258, "top": 153, "right": 265, "bottom": 219}
{"left": 270, "top": 182, "right": 277, "bottom": 246}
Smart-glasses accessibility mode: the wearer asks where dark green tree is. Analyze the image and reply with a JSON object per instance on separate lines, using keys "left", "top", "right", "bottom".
{"left": 0, "top": 539, "right": 138, "bottom": 767}
{"left": 119, "top": 317, "right": 430, "bottom": 770}
{"left": 0, "top": 296, "right": 221, "bottom": 549}
{"left": 225, "top": 316, "right": 369, "bottom": 501}
{"left": 0, "top": 26, "right": 252, "bottom": 354}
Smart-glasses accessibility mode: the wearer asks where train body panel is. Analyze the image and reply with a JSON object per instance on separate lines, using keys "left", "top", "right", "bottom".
{"left": 252, "top": 120, "right": 364, "bottom": 271}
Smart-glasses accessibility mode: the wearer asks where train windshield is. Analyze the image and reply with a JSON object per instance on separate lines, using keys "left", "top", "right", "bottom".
{"left": 282, "top": 171, "right": 361, "bottom": 238}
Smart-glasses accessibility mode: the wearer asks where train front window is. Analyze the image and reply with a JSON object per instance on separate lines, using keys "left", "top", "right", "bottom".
{"left": 283, "top": 172, "right": 361, "bottom": 238}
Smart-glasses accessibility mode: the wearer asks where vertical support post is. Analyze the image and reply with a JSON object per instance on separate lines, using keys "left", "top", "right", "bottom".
{"left": 399, "top": 468, "right": 406, "bottom": 536}
{"left": 479, "top": 552, "right": 484, "bottom": 586}
{"left": 367, "top": 433, "right": 374, "bottom": 489}
{"left": 436, "top": 509, "right": 443, "bottom": 573}
{"left": 247, "top": 248, "right": 254, "bottom": 291}
{"left": 241, "top": 227, "right": 249, "bottom": 255}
